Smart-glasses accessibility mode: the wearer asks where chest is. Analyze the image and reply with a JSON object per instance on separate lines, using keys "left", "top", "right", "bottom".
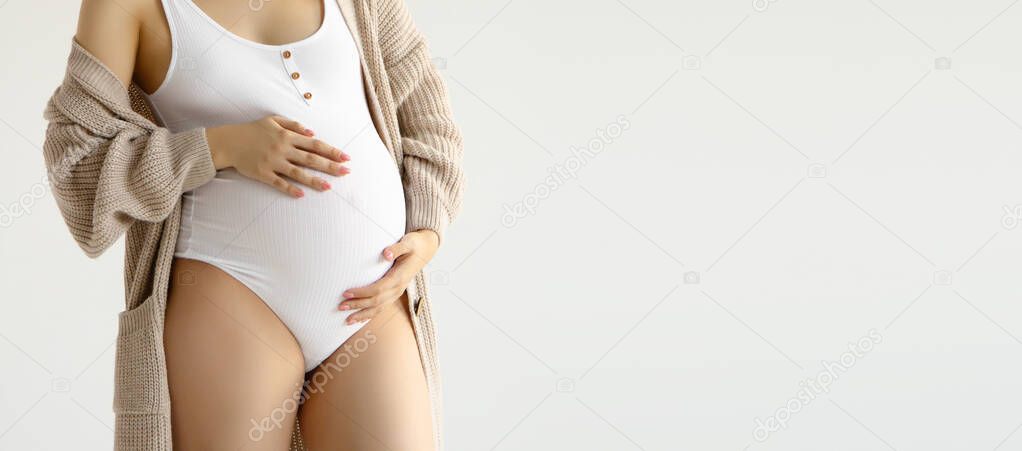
{"left": 189, "top": 0, "right": 326, "bottom": 46}
{"left": 134, "top": 0, "right": 400, "bottom": 158}
{"left": 143, "top": 0, "right": 366, "bottom": 124}
{"left": 136, "top": 0, "right": 335, "bottom": 95}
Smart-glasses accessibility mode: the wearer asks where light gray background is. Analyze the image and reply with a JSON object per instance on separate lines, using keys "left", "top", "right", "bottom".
{"left": 4, "top": 0, "right": 1022, "bottom": 450}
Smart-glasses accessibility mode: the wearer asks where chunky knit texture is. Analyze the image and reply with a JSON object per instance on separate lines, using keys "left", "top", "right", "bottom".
{"left": 41, "top": 0, "right": 463, "bottom": 449}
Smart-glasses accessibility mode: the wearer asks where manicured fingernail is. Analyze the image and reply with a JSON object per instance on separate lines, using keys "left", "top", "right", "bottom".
{"left": 305, "top": 128, "right": 314, "bottom": 135}
{"left": 338, "top": 304, "right": 349, "bottom": 311}
{"left": 339, "top": 167, "right": 350, "bottom": 175}
{"left": 343, "top": 292, "right": 354, "bottom": 299}
{"left": 384, "top": 250, "right": 393, "bottom": 259}
{"left": 321, "top": 181, "right": 331, "bottom": 190}
{"left": 339, "top": 153, "right": 350, "bottom": 161}
{"left": 294, "top": 190, "right": 304, "bottom": 198}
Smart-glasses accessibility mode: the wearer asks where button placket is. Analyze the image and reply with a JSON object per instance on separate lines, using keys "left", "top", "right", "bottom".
{"left": 280, "top": 49, "right": 312, "bottom": 105}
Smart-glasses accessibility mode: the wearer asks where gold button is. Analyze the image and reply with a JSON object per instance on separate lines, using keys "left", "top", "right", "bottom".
{"left": 303, "top": 92, "right": 312, "bottom": 99}
{"left": 291, "top": 72, "right": 300, "bottom": 80}
{"left": 282, "top": 50, "right": 292, "bottom": 58}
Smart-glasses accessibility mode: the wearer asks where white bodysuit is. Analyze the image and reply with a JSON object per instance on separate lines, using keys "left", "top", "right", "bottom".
{"left": 146, "top": 0, "right": 410, "bottom": 372}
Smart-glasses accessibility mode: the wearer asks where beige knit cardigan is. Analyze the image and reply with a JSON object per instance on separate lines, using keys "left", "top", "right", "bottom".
{"left": 41, "top": 0, "right": 463, "bottom": 449}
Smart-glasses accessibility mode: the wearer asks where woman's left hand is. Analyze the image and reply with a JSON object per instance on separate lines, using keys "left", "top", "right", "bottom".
{"left": 338, "top": 229, "right": 439, "bottom": 324}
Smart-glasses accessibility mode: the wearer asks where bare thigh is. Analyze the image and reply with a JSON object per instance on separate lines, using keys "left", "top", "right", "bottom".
{"left": 164, "top": 258, "right": 306, "bottom": 450}
{"left": 299, "top": 293, "right": 434, "bottom": 450}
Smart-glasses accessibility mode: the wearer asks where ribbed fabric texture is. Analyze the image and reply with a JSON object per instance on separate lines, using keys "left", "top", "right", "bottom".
{"left": 149, "top": 0, "right": 411, "bottom": 374}
{"left": 41, "top": 0, "right": 463, "bottom": 449}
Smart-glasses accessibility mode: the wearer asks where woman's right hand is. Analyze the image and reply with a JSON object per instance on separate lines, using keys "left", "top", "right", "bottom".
{"left": 205, "top": 115, "right": 350, "bottom": 198}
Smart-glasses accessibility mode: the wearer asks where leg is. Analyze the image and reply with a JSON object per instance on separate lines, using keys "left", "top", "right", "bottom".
{"left": 164, "top": 258, "right": 306, "bottom": 450}
{"left": 299, "top": 293, "right": 434, "bottom": 450}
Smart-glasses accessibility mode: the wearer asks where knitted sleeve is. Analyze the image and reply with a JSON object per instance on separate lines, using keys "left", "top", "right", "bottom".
{"left": 376, "top": 0, "right": 465, "bottom": 243}
{"left": 42, "top": 43, "right": 216, "bottom": 258}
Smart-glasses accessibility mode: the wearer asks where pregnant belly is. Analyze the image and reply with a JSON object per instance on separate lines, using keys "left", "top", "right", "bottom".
{"left": 175, "top": 155, "right": 407, "bottom": 299}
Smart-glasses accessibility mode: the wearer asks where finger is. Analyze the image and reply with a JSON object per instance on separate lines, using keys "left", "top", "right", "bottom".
{"left": 260, "top": 171, "right": 303, "bottom": 198}
{"left": 337, "top": 295, "right": 378, "bottom": 311}
{"left": 271, "top": 116, "right": 314, "bottom": 136}
{"left": 293, "top": 135, "right": 349, "bottom": 162}
{"left": 287, "top": 146, "right": 349, "bottom": 178}
{"left": 346, "top": 304, "right": 385, "bottom": 325}
{"left": 342, "top": 284, "right": 382, "bottom": 301}
{"left": 382, "top": 241, "right": 413, "bottom": 261}
{"left": 280, "top": 164, "right": 331, "bottom": 191}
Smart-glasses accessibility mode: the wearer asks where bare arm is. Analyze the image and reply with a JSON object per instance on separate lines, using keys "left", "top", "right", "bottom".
{"left": 75, "top": 0, "right": 142, "bottom": 90}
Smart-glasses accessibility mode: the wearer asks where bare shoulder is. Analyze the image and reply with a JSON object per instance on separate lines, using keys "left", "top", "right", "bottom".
{"left": 74, "top": 0, "right": 153, "bottom": 87}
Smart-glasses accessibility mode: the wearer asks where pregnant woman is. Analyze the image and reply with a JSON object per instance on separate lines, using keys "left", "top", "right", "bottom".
{"left": 42, "top": 0, "right": 462, "bottom": 449}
